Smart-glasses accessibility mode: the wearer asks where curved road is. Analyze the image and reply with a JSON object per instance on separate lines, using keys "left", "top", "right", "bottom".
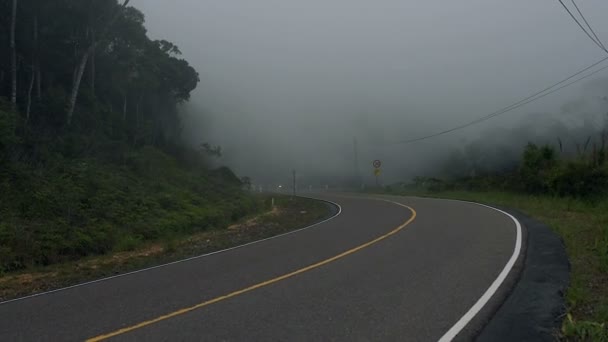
{"left": 0, "top": 194, "right": 521, "bottom": 341}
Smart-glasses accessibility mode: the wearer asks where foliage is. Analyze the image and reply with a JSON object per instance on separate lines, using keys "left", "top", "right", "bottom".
{"left": 1, "top": 0, "right": 199, "bottom": 142}
{"left": 414, "top": 140, "right": 608, "bottom": 200}
{"left": 200, "top": 143, "right": 222, "bottom": 158}
{"left": 520, "top": 143, "right": 558, "bottom": 193}
{"left": 0, "top": 195, "right": 330, "bottom": 301}
{"left": 401, "top": 138, "right": 608, "bottom": 340}
{"left": 0, "top": 1, "right": 256, "bottom": 273}
{"left": 0, "top": 146, "right": 258, "bottom": 272}
{"left": 562, "top": 314, "right": 608, "bottom": 341}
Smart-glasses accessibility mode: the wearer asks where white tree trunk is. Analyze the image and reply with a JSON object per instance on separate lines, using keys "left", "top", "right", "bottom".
{"left": 34, "top": 15, "right": 41, "bottom": 100}
{"left": 90, "top": 30, "right": 96, "bottom": 97}
{"left": 67, "top": 48, "right": 91, "bottom": 125}
{"left": 26, "top": 64, "right": 34, "bottom": 123}
{"left": 36, "top": 64, "right": 41, "bottom": 100}
{"left": 66, "top": 0, "right": 130, "bottom": 125}
{"left": 10, "top": 0, "right": 18, "bottom": 109}
{"left": 27, "top": 14, "right": 38, "bottom": 123}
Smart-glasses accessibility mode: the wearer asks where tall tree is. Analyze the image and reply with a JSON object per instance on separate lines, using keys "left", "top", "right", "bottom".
{"left": 34, "top": 13, "right": 40, "bottom": 100}
{"left": 2, "top": 0, "right": 198, "bottom": 146}
{"left": 25, "top": 62, "right": 34, "bottom": 122}
{"left": 66, "top": 0, "right": 130, "bottom": 125}
{"left": 89, "top": 28, "right": 96, "bottom": 98}
{"left": 10, "top": 0, "right": 17, "bottom": 109}
{"left": 25, "top": 8, "right": 38, "bottom": 123}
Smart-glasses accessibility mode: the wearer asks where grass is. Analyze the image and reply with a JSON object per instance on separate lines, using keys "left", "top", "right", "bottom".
{"left": 378, "top": 189, "right": 608, "bottom": 340}
{"left": 0, "top": 146, "right": 260, "bottom": 272}
{"left": 0, "top": 195, "right": 330, "bottom": 302}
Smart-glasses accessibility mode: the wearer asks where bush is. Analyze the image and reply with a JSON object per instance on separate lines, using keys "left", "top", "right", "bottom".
{"left": 551, "top": 162, "right": 608, "bottom": 198}
{"left": 114, "top": 235, "right": 143, "bottom": 252}
{"left": 562, "top": 314, "right": 608, "bottom": 341}
{"left": 0, "top": 144, "right": 258, "bottom": 272}
{"left": 409, "top": 141, "right": 608, "bottom": 199}
{"left": 520, "top": 143, "right": 557, "bottom": 194}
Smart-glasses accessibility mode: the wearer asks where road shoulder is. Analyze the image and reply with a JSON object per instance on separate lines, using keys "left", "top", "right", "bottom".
{"left": 475, "top": 207, "right": 570, "bottom": 341}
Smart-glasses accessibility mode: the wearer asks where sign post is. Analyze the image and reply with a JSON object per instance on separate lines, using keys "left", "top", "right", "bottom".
{"left": 373, "top": 160, "right": 382, "bottom": 187}
{"left": 292, "top": 169, "right": 296, "bottom": 198}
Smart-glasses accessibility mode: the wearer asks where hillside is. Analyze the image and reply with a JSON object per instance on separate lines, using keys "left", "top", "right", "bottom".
{"left": 0, "top": 1, "right": 259, "bottom": 273}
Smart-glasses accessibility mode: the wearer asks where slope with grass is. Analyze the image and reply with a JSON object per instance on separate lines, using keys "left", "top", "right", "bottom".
{"left": 0, "top": 142, "right": 261, "bottom": 273}
{"left": 0, "top": 0, "right": 265, "bottom": 284}
{"left": 0, "top": 195, "right": 330, "bottom": 302}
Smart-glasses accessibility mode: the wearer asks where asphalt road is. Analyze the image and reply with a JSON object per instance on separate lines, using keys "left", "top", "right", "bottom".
{"left": 0, "top": 194, "right": 521, "bottom": 341}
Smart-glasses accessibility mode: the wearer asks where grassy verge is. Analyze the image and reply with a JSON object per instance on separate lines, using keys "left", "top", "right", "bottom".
{"left": 377, "top": 189, "right": 607, "bottom": 340}
{"left": 0, "top": 146, "right": 263, "bottom": 272}
{"left": 0, "top": 195, "right": 330, "bottom": 302}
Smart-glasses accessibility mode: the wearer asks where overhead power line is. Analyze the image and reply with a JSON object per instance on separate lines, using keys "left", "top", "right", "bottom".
{"left": 570, "top": 0, "right": 606, "bottom": 51}
{"left": 385, "top": 2, "right": 608, "bottom": 145}
{"left": 558, "top": 0, "right": 607, "bottom": 53}
{"left": 390, "top": 56, "right": 608, "bottom": 145}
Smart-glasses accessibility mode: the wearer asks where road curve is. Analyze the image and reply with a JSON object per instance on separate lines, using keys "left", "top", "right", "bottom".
{"left": 0, "top": 194, "right": 520, "bottom": 341}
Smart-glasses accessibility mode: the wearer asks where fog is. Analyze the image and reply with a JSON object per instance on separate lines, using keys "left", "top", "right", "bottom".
{"left": 132, "top": 0, "right": 608, "bottom": 187}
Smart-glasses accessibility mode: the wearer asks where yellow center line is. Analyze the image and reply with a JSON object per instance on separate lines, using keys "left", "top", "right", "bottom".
{"left": 86, "top": 201, "right": 417, "bottom": 342}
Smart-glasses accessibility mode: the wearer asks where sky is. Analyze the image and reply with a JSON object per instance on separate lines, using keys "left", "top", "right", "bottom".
{"left": 131, "top": 0, "right": 608, "bottom": 187}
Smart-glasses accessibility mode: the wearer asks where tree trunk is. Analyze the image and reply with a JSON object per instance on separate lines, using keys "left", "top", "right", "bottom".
{"left": 133, "top": 95, "right": 140, "bottom": 145}
{"left": 66, "top": 0, "right": 131, "bottom": 125}
{"left": 26, "top": 64, "right": 34, "bottom": 123}
{"left": 72, "top": 65, "right": 78, "bottom": 87}
{"left": 67, "top": 47, "right": 92, "bottom": 125}
{"left": 122, "top": 92, "right": 127, "bottom": 121}
{"left": 26, "top": 14, "right": 38, "bottom": 123}
{"left": 90, "top": 30, "right": 96, "bottom": 97}
{"left": 10, "top": 0, "right": 18, "bottom": 109}
{"left": 34, "top": 15, "right": 41, "bottom": 100}
{"left": 135, "top": 98, "right": 139, "bottom": 123}
{"left": 36, "top": 64, "right": 41, "bottom": 100}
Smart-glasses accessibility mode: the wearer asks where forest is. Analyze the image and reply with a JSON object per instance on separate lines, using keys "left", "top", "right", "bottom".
{"left": 0, "top": 0, "right": 257, "bottom": 272}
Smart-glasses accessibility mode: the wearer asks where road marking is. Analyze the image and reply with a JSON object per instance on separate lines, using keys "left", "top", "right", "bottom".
{"left": 433, "top": 200, "right": 523, "bottom": 342}
{"left": 86, "top": 201, "right": 416, "bottom": 341}
{"left": 0, "top": 197, "right": 341, "bottom": 306}
{"left": 292, "top": 193, "right": 523, "bottom": 342}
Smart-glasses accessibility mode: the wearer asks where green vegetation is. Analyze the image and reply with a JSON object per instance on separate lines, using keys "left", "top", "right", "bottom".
{"left": 0, "top": 1, "right": 266, "bottom": 276}
{"left": 0, "top": 195, "right": 330, "bottom": 301}
{"left": 408, "top": 140, "right": 608, "bottom": 200}
{"left": 0, "top": 140, "right": 261, "bottom": 273}
{"left": 381, "top": 140, "right": 608, "bottom": 340}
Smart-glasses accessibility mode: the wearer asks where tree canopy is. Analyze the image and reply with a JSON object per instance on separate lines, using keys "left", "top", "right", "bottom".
{"left": 0, "top": 0, "right": 199, "bottom": 148}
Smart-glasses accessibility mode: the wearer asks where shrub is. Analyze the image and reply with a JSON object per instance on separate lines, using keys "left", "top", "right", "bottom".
{"left": 551, "top": 162, "right": 608, "bottom": 198}
{"left": 114, "top": 235, "right": 143, "bottom": 252}
{"left": 562, "top": 314, "right": 608, "bottom": 341}
{"left": 520, "top": 143, "right": 557, "bottom": 194}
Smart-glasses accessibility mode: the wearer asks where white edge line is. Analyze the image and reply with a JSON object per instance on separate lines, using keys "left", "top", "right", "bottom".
{"left": 0, "top": 196, "right": 342, "bottom": 306}
{"left": 435, "top": 198, "right": 523, "bottom": 342}
{"left": 337, "top": 193, "right": 522, "bottom": 341}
